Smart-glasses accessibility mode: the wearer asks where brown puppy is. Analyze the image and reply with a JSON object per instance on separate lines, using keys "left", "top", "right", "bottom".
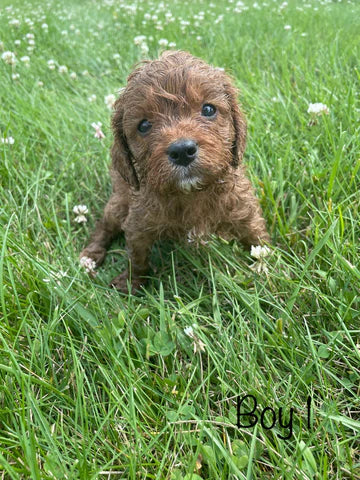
{"left": 80, "top": 51, "right": 269, "bottom": 292}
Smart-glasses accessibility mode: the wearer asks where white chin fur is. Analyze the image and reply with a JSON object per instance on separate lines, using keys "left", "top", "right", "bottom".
{"left": 178, "top": 176, "right": 203, "bottom": 192}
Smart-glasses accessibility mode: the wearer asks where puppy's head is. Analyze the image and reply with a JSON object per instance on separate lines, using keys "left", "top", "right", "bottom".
{"left": 112, "top": 50, "right": 247, "bottom": 193}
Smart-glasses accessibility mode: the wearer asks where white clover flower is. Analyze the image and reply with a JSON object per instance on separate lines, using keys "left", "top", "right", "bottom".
{"left": 58, "top": 65, "right": 68, "bottom": 74}
{"left": 1, "top": 136, "right": 15, "bottom": 145}
{"left": 9, "top": 19, "right": 20, "bottom": 27}
{"left": 38, "top": 81, "right": 44, "bottom": 87}
{"left": 113, "top": 53, "right": 121, "bottom": 60}
{"left": 14, "top": 39, "right": 21, "bottom": 46}
{"left": 73, "top": 205, "right": 88, "bottom": 215}
{"left": 250, "top": 245, "right": 271, "bottom": 260}
{"left": 88, "top": 94, "right": 97, "bottom": 102}
{"left": 168, "top": 42, "right": 176, "bottom": 48}
{"left": 80, "top": 256, "right": 96, "bottom": 273}
{"left": 70, "top": 71, "right": 77, "bottom": 79}
{"left": 250, "top": 245, "right": 271, "bottom": 275}
{"left": 144, "top": 13, "right": 151, "bottom": 20}
{"left": 250, "top": 261, "right": 269, "bottom": 274}
{"left": 158, "top": 38, "right": 169, "bottom": 47}
{"left": 27, "top": 39, "right": 35, "bottom": 46}
{"left": 307, "top": 103, "right": 329, "bottom": 116}
{"left": 1, "top": 51, "right": 16, "bottom": 65}
{"left": 184, "top": 325, "right": 205, "bottom": 353}
{"left": 82, "top": 70, "right": 89, "bottom": 76}
{"left": 74, "top": 215, "right": 87, "bottom": 223}
{"left": 140, "top": 42, "right": 149, "bottom": 55}
{"left": 104, "top": 94, "right": 116, "bottom": 110}
{"left": 184, "top": 326, "right": 194, "bottom": 337}
{"left": 12, "top": 73, "right": 20, "bottom": 80}
{"left": 126, "top": 4, "right": 137, "bottom": 15}
{"left": 20, "top": 55, "right": 30, "bottom": 65}
{"left": 61, "top": 30, "right": 68, "bottom": 36}
{"left": 25, "top": 33, "right": 34, "bottom": 40}
{"left": 41, "top": 23, "right": 48, "bottom": 30}
{"left": 134, "top": 35, "right": 146, "bottom": 45}
{"left": 284, "top": 25, "right": 291, "bottom": 30}
{"left": 47, "top": 59, "right": 55, "bottom": 70}
{"left": 91, "top": 122, "right": 105, "bottom": 139}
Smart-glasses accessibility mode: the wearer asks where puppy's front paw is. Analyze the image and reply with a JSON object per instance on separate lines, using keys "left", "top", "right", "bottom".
{"left": 110, "top": 270, "right": 146, "bottom": 294}
{"left": 80, "top": 244, "right": 107, "bottom": 266}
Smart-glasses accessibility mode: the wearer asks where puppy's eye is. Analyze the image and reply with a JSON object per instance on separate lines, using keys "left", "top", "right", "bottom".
{"left": 201, "top": 104, "right": 217, "bottom": 117}
{"left": 137, "top": 119, "right": 152, "bottom": 135}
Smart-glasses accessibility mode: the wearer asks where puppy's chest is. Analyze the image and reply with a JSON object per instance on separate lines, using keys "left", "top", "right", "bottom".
{"left": 150, "top": 194, "right": 227, "bottom": 240}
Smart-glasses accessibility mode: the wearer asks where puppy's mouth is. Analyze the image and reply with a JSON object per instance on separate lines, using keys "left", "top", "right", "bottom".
{"left": 172, "top": 164, "right": 204, "bottom": 192}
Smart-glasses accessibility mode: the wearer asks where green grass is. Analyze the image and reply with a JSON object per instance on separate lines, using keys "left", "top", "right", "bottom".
{"left": 1, "top": 0, "right": 360, "bottom": 478}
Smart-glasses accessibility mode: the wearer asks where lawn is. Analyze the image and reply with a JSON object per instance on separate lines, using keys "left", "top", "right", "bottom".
{"left": 0, "top": 0, "right": 359, "bottom": 478}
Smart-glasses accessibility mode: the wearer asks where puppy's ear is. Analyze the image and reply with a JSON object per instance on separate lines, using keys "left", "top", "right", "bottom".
{"left": 225, "top": 83, "right": 247, "bottom": 168}
{"left": 111, "top": 97, "right": 140, "bottom": 190}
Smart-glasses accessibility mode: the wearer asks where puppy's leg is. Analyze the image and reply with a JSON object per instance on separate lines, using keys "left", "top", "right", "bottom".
{"left": 80, "top": 191, "right": 129, "bottom": 266}
{"left": 110, "top": 213, "right": 156, "bottom": 293}
{"left": 228, "top": 177, "right": 270, "bottom": 248}
{"left": 237, "top": 210, "right": 270, "bottom": 248}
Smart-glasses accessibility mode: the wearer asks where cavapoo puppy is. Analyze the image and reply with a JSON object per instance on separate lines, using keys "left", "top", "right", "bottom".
{"left": 80, "top": 50, "right": 269, "bottom": 292}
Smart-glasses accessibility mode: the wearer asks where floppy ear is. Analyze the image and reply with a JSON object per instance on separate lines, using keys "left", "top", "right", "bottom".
{"left": 225, "top": 82, "right": 247, "bottom": 168}
{"left": 111, "top": 97, "right": 140, "bottom": 190}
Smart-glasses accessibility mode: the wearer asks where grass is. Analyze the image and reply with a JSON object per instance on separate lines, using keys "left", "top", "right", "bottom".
{"left": 0, "top": 0, "right": 359, "bottom": 478}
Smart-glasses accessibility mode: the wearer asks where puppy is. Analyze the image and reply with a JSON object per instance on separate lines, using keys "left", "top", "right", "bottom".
{"left": 80, "top": 51, "right": 269, "bottom": 292}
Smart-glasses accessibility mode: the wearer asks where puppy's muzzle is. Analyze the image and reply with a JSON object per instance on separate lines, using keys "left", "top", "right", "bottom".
{"left": 167, "top": 139, "right": 198, "bottom": 167}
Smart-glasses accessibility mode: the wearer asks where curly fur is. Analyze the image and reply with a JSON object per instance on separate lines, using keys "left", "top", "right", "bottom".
{"left": 80, "top": 51, "right": 269, "bottom": 292}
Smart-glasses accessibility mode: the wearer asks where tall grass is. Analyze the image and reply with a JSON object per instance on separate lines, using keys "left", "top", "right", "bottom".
{"left": 0, "top": 0, "right": 359, "bottom": 478}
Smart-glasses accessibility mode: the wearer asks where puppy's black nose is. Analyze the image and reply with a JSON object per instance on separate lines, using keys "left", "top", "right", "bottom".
{"left": 167, "top": 139, "right": 198, "bottom": 167}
